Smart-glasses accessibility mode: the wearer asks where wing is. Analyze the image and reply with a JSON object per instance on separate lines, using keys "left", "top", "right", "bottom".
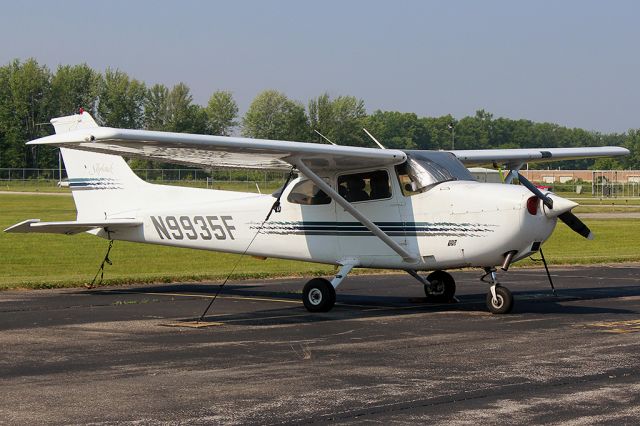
{"left": 450, "top": 147, "right": 629, "bottom": 167}
{"left": 4, "top": 219, "right": 142, "bottom": 235}
{"left": 27, "top": 113, "right": 628, "bottom": 171}
{"left": 28, "top": 125, "right": 407, "bottom": 172}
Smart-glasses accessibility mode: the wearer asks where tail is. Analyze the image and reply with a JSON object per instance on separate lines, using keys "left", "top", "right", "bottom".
{"left": 55, "top": 112, "right": 148, "bottom": 221}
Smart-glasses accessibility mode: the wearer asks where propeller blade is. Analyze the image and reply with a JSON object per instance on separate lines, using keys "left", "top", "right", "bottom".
{"left": 558, "top": 211, "right": 594, "bottom": 240}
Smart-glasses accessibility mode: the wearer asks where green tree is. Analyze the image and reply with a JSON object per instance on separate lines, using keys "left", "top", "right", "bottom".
{"left": 364, "top": 110, "right": 430, "bottom": 149}
{"left": 164, "top": 82, "right": 207, "bottom": 134}
{"left": 137, "top": 82, "right": 207, "bottom": 170}
{"left": 308, "top": 93, "right": 367, "bottom": 146}
{"left": 97, "top": 68, "right": 146, "bottom": 128}
{"left": 205, "top": 91, "right": 238, "bottom": 136}
{"left": 242, "top": 90, "right": 308, "bottom": 141}
{"left": 49, "top": 64, "right": 102, "bottom": 117}
{"left": 420, "top": 115, "right": 456, "bottom": 150}
{"left": 622, "top": 129, "right": 640, "bottom": 169}
{"left": 0, "top": 59, "right": 53, "bottom": 168}
{"left": 454, "top": 109, "right": 493, "bottom": 150}
{"left": 144, "top": 84, "right": 169, "bottom": 131}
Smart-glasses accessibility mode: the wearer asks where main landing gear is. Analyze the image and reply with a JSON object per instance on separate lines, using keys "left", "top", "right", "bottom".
{"left": 482, "top": 268, "right": 514, "bottom": 314}
{"left": 302, "top": 263, "right": 356, "bottom": 313}
{"left": 302, "top": 278, "right": 336, "bottom": 312}
{"left": 423, "top": 270, "right": 456, "bottom": 302}
{"left": 406, "top": 269, "right": 457, "bottom": 303}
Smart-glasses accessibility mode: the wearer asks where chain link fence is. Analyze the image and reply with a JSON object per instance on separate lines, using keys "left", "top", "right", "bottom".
{"left": 0, "top": 168, "right": 289, "bottom": 194}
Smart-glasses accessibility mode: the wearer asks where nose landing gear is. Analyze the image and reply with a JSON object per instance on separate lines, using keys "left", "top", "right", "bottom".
{"left": 482, "top": 268, "right": 514, "bottom": 314}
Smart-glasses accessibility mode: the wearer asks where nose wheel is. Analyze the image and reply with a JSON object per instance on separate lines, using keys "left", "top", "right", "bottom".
{"left": 486, "top": 286, "right": 513, "bottom": 314}
{"left": 482, "top": 268, "right": 514, "bottom": 314}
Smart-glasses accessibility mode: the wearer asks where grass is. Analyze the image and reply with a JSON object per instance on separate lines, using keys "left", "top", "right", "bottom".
{"left": 519, "top": 219, "right": 640, "bottom": 265}
{"left": 0, "top": 194, "right": 333, "bottom": 290}
{"left": 0, "top": 180, "right": 70, "bottom": 193}
{"left": 1, "top": 193, "right": 639, "bottom": 290}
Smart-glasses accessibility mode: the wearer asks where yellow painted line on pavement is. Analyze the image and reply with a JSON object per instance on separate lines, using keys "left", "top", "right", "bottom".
{"left": 584, "top": 319, "right": 640, "bottom": 334}
{"left": 161, "top": 320, "right": 224, "bottom": 328}
{"left": 109, "top": 290, "right": 302, "bottom": 305}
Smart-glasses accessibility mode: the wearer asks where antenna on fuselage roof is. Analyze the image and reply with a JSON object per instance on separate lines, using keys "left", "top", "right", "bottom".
{"left": 362, "top": 128, "right": 386, "bottom": 149}
{"left": 313, "top": 129, "right": 337, "bottom": 145}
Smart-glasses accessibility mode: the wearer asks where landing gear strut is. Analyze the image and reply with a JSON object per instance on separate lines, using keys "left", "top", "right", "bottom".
{"left": 482, "top": 268, "right": 514, "bottom": 314}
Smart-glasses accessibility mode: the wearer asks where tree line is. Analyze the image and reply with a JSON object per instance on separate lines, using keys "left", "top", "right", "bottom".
{"left": 1, "top": 58, "right": 638, "bottom": 170}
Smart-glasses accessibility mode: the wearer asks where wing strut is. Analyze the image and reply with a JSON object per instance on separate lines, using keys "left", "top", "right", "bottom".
{"left": 293, "top": 159, "right": 419, "bottom": 263}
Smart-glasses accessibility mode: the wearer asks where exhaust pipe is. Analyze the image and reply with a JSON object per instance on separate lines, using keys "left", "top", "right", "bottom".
{"left": 501, "top": 250, "right": 518, "bottom": 271}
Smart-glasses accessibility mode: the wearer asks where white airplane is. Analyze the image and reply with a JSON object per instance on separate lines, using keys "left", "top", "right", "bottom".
{"left": 5, "top": 112, "right": 629, "bottom": 314}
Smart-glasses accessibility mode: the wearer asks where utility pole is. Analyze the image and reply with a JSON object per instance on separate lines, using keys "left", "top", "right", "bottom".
{"left": 448, "top": 122, "right": 455, "bottom": 150}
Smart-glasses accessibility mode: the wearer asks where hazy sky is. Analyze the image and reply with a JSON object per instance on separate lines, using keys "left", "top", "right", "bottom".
{"left": 1, "top": 0, "right": 638, "bottom": 133}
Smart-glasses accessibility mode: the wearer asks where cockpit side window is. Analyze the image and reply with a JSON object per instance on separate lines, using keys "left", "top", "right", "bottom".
{"left": 287, "top": 179, "right": 331, "bottom": 205}
{"left": 337, "top": 170, "right": 392, "bottom": 202}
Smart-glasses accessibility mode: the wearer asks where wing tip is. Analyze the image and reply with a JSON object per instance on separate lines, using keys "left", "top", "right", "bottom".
{"left": 4, "top": 219, "right": 40, "bottom": 233}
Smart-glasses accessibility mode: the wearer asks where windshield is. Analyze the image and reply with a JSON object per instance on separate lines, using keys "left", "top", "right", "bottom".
{"left": 397, "top": 151, "right": 475, "bottom": 194}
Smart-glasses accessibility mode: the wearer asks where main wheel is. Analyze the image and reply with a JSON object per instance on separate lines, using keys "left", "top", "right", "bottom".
{"left": 424, "top": 270, "right": 456, "bottom": 302}
{"left": 302, "top": 278, "right": 336, "bottom": 312}
{"left": 486, "top": 286, "right": 514, "bottom": 314}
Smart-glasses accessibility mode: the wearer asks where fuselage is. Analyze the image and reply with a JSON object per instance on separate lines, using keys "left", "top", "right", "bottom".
{"left": 103, "top": 167, "right": 558, "bottom": 271}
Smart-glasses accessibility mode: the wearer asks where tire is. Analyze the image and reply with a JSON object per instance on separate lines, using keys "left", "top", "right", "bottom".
{"left": 302, "top": 278, "right": 336, "bottom": 312}
{"left": 486, "top": 286, "right": 514, "bottom": 314}
{"left": 424, "top": 270, "right": 456, "bottom": 302}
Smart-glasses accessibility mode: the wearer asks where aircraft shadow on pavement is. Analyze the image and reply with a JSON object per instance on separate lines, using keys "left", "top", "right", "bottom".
{"left": 80, "top": 283, "right": 640, "bottom": 326}
{"left": 512, "top": 286, "right": 640, "bottom": 315}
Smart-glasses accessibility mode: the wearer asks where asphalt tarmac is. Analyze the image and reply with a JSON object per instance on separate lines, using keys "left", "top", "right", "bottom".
{"left": 2, "top": 265, "right": 640, "bottom": 425}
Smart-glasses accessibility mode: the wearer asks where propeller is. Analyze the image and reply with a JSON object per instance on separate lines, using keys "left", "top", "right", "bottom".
{"left": 557, "top": 211, "right": 594, "bottom": 240}
{"left": 518, "top": 173, "right": 594, "bottom": 239}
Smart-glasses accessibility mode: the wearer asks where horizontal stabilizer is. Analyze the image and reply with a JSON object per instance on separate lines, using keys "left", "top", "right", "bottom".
{"left": 4, "top": 219, "right": 142, "bottom": 235}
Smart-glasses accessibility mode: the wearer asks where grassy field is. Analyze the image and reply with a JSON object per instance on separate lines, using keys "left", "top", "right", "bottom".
{"left": 1, "top": 193, "right": 639, "bottom": 290}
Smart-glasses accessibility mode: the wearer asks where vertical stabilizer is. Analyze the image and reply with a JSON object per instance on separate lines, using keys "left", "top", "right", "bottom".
{"left": 53, "top": 113, "right": 148, "bottom": 221}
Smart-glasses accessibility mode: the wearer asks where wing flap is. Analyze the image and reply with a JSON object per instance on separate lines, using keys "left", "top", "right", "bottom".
{"left": 4, "top": 219, "right": 143, "bottom": 235}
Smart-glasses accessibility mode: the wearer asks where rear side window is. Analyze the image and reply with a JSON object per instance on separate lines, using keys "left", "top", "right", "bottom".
{"left": 337, "top": 170, "right": 391, "bottom": 202}
{"left": 287, "top": 179, "right": 331, "bottom": 205}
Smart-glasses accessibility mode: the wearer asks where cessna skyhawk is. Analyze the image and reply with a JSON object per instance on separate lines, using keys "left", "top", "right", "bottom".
{"left": 5, "top": 112, "right": 629, "bottom": 314}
